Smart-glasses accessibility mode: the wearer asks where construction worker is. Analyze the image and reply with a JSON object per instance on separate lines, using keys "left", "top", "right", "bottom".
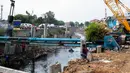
{"left": 81, "top": 44, "right": 89, "bottom": 58}
{"left": 81, "top": 44, "right": 93, "bottom": 62}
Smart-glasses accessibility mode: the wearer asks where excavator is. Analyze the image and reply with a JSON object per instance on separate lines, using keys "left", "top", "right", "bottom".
{"left": 103, "top": 0, "right": 130, "bottom": 50}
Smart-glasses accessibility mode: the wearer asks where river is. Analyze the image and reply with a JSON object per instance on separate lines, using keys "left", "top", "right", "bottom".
{"left": 22, "top": 33, "right": 84, "bottom": 73}
{"left": 22, "top": 47, "right": 81, "bottom": 73}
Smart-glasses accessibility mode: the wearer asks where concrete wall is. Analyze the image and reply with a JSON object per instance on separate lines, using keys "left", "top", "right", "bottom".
{"left": 13, "top": 29, "right": 44, "bottom": 37}
{"left": 13, "top": 27, "right": 66, "bottom": 38}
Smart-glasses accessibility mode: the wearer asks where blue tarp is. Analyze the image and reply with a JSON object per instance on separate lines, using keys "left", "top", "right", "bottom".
{"left": 107, "top": 20, "right": 117, "bottom": 28}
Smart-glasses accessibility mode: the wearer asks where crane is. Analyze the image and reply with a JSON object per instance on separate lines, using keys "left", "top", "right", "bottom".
{"left": 6, "top": 0, "right": 15, "bottom": 37}
{"left": 104, "top": 0, "right": 130, "bottom": 33}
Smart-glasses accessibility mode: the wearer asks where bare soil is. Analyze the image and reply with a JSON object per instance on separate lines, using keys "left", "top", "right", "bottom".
{"left": 63, "top": 48, "right": 130, "bottom": 73}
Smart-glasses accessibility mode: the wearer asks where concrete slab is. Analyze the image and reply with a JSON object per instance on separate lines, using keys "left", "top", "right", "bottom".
{"left": 0, "top": 66, "right": 28, "bottom": 73}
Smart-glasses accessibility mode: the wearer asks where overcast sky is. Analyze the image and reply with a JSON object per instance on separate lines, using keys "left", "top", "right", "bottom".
{"left": 0, "top": 0, "right": 130, "bottom": 23}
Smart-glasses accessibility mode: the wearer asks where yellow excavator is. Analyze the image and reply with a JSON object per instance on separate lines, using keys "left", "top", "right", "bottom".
{"left": 104, "top": 0, "right": 130, "bottom": 33}
{"left": 103, "top": 0, "right": 130, "bottom": 50}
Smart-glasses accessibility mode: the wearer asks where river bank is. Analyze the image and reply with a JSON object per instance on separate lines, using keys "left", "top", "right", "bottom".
{"left": 0, "top": 47, "right": 58, "bottom": 70}
{"left": 63, "top": 48, "right": 130, "bottom": 73}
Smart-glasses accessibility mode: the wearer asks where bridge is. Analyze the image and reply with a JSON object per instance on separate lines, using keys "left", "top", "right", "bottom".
{"left": 0, "top": 36, "right": 81, "bottom": 47}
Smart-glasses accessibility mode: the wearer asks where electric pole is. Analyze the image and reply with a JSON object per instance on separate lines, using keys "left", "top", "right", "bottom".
{"left": 1, "top": 5, "right": 3, "bottom": 20}
{"left": 105, "top": 8, "right": 107, "bottom": 19}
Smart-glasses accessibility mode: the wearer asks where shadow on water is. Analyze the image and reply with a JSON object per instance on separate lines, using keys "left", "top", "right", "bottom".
{"left": 23, "top": 47, "right": 81, "bottom": 73}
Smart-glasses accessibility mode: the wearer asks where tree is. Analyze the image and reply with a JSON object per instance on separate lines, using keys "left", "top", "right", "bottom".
{"left": 14, "top": 14, "right": 28, "bottom": 23}
{"left": 14, "top": 11, "right": 38, "bottom": 25}
{"left": 42, "top": 11, "right": 57, "bottom": 24}
{"left": 26, "top": 11, "right": 37, "bottom": 24}
{"left": 84, "top": 21, "right": 90, "bottom": 27}
{"left": 79, "top": 23, "right": 84, "bottom": 27}
{"left": 69, "top": 21, "right": 75, "bottom": 27}
{"left": 35, "top": 17, "right": 44, "bottom": 24}
{"left": 56, "top": 20, "right": 65, "bottom": 25}
{"left": 75, "top": 22, "right": 80, "bottom": 27}
{"left": 85, "top": 22, "right": 110, "bottom": 42}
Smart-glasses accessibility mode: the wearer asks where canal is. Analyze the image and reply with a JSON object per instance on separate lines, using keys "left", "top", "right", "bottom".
{"left": 22, "top": 47, "right": 81, "bottom": 73}
{"left": 21, "top": 32, "right": 84, "bottom": 73}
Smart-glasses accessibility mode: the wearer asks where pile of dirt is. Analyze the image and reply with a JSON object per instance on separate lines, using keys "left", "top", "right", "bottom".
{"left": 63, "top": 49, "right": 130, "bottom": 73}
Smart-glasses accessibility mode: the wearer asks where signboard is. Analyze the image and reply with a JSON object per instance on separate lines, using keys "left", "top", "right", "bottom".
{"left": 13, "top": 20, "right": 21, "bottom": 27}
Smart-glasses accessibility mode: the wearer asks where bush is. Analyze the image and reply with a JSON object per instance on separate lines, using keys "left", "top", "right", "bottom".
{"left": 85, "top": 22, "right": 110, "bottom": 42}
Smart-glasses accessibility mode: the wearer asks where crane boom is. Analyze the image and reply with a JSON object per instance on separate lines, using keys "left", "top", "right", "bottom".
{"left": 104, "top": 0, "right": 130, "bottom": 32}
{"left": 119, "top": 1, "right": 130, "bottom": 12}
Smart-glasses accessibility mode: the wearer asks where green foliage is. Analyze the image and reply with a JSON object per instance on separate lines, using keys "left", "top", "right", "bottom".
{"left": 14, "top": 14, "right": 28, "bottom": 23}
{"left": 75, "top": 22, "right": 80, "bottom": 27}
{"left": 42, "top": 11, "right": 57, "bottom": 24}
{"left": 79, "top": 23, "right": 84, "bottom": 27}
{"left": 13, "top": 11, "right": 90, "bottom": 27}
{"left": 85, "top": 22, "right": 109, "bottom": 42}
{"left": 14, "top": 11, "right": 62, "bottom": 26}
{"left": 69, "top": 21, "right": 75, "bottom": 27}
{"left": 35, "top": 17, "right": 45, "bottom": 25}
{"left": 55, "top": 20, "right": 65, "bottom": 25}
{"left": 84, "top": 21, "right": 90, "bottom": 27}
{"left": 0, "top": 28, "right": 6, "bottom": 36}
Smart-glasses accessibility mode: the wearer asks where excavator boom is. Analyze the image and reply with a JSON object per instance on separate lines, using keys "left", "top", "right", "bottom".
{"left": 104, "top": 0, "right": 130, "bottom": 32}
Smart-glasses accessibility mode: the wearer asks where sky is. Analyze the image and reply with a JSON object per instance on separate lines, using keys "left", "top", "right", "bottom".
{"left": 0, "top": 0, "right": 130, "bottom": 23}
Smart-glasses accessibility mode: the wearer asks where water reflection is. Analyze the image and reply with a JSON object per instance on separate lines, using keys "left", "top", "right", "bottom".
{"left": 23, "top": 47, "right": 81, "bottom": 73}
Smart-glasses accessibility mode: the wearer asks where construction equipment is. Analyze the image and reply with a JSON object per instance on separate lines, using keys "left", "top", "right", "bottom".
{"left": 8, "top": 0, "right": 15, "bottom": 24}
{"left": 103, "top": 0, "right": 130, "bottom": 50}
{"left": 104, "top": 0, "right": 130, "bottom": 33}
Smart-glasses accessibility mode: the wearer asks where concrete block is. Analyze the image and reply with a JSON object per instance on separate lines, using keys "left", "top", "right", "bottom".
{"left": 96, "top": 45, "right": 102, "bottom": 53}
{"left": 50, "top": 63, "right": 61, "bottom": 73}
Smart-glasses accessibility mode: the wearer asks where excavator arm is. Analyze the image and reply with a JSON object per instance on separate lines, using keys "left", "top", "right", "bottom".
{"left": 104, "top": 0, "right": 130, "bottom": 32}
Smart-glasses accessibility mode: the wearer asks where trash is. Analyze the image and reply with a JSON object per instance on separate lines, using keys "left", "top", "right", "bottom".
{"left": 87, "top": 52, "right": 93, "bottom": 62}
{"left": 68, "top": 48, "right": 74, "bottom": 52}
{"left": 99, "top": 59, "right": 111, "bottom": 63}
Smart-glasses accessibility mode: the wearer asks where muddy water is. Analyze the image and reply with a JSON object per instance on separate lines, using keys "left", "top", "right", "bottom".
{"left": 23, "top": 47, "right": 81, "bottom": 73}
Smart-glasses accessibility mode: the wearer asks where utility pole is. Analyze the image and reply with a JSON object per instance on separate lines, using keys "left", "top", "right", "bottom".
{"left": 44, "top": 14, "right": 48, "bottom": 38}
{"left": 65, "top": 22, "right": 69, "bottom": 38}
{"left": 1, "top": 5, "right": 3, "bottom": 20}
{"left": 105, "top": 8, "right": 107, "bottom": 19}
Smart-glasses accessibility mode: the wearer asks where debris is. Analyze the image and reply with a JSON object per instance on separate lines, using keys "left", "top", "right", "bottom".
{"left": 99, "top": 59, "right": 111, "bottom": 63}
{"left": 68, "top": 48, "right": 74, "bottom": 53}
